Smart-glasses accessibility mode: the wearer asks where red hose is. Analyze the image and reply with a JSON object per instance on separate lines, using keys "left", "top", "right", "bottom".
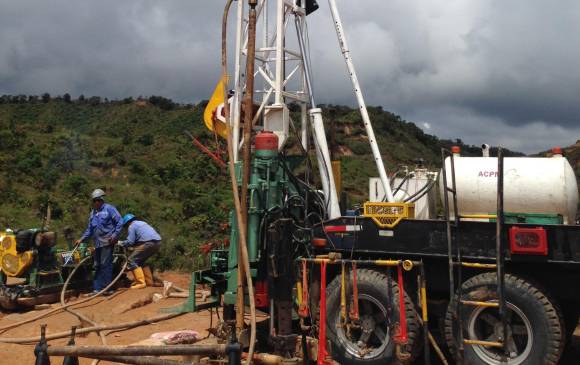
{"left": 317, "top": 261, "right": 332, "bottom": 365}
{"left": 299, "top": 259, "right": 309, "bottom": 318}
{"left": 394, "top": 264, "right": 408, "bottom": 344}
{"left": 349, "top": 262, "right": 359, "bottom": 321}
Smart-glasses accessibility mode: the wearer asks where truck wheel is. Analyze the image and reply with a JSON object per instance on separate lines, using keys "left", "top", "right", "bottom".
{"left": 326, "top": 268, "right": 421, "bottom": 365}
{"left": 561, "top": 305, "right": 579, "bottom": 341}
{"left": 444, "top": 273, "right": 565, "bottom": 365}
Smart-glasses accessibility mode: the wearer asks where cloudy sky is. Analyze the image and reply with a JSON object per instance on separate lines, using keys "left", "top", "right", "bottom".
{"left": 1, "top": 1, "right": 579, "bottom": 153}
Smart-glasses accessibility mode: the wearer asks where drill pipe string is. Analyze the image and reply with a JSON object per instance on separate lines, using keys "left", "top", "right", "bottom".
{"left": 222, "top": 0, "right": 257, "bottom": 363}
{"left": 0, "top": 312, "right": 185, "bottom": 344}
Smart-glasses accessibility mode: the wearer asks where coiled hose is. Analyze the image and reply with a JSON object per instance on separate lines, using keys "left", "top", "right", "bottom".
{"left": 0, "top": 249, "right": 184, "bottom": 346}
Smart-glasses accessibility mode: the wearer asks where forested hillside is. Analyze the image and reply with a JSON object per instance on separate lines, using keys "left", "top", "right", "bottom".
{"left": 0, "top": 95, "right": 528, "bottom": 270}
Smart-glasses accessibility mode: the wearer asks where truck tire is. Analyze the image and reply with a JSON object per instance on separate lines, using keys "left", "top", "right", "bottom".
{"left": 325, "top": 268, "right": 421, "bottom": 365}
{"left": 561, "top": 305, "right": 579, "bottom": 341}
{"left": 444, "top": 273, "right": 565, "bottom": 365}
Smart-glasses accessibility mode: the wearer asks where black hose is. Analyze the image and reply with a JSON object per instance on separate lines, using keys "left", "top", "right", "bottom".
{"left": 405, "top": 179, "right": 436, "bottom": 203}
{"left": 390, "top": 174, "right": 410, "bottom": 200}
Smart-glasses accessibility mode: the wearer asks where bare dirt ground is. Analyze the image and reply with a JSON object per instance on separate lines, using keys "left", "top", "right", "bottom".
{"left": 0, "top": 272, "right": 215, "bottom": 365}
{"left": 0, "top": 272, "right": 578, "bottom": 365}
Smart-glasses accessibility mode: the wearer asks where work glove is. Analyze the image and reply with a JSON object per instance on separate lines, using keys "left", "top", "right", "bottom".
{"left": 108, "top": 237, "right": 118, "bottom": 245}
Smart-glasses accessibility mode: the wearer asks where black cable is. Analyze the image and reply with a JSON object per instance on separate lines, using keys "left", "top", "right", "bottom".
{"left": 404, "top": 179, "right": 436, "bottom": 203}
{"left": 387, "top": 174, "right": 411, "bottom": 201}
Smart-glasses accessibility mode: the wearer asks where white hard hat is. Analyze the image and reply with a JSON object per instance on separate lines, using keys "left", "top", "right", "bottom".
{"left": 91, "top": 189, "right": 106, "bottom": 200}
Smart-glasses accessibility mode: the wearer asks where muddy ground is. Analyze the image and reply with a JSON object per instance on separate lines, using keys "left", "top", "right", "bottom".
{"left": 0, "top": 272, "right": 577, "bottom": 365}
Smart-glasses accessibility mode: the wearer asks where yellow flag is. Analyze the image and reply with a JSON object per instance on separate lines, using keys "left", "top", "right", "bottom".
{"left": 203, "top": 77, "right": 229, "bottom": 139}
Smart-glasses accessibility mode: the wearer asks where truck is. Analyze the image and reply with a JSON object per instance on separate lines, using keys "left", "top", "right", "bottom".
{"left": 192, "top": 1, "right": 580, "bottom": 364}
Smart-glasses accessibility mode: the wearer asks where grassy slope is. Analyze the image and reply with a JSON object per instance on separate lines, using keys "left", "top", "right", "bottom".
{"left": 0, "top": 98, "right": 556, "bottom": 270}
{"left": 0, "top": 99, "right": 231, "bottom": 270}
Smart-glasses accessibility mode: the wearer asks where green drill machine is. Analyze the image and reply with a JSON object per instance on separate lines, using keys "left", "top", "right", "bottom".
{"left": 181, "top": 130, "right": 325, "bottom": 353}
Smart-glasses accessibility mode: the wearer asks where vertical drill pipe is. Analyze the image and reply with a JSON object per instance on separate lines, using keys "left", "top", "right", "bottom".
{"left": 232, "top": 0, "right": 245, "bottom": 161}
{"left": 420, "top": 263, "right": 431, "bottom": 365}
{"left": 222, "top": 0, "right": 256, "bottom": 362}
{"left": 227, "top": 342, "right": 242, "bottom": 365}
{"left": 238, "top": 0, "right": 258, "bottom": 338}
{"left": 225, "top": 0, "right": 243, "bottom": 336}
{"left": 496, "top": 148, "right": 508, "bottom": 359}
{"left": 274, "top": 0, "right": 285, "bottom": 104}
{"left": 294, "top": 17, "right": 316, "bottom": 108}
{"left": 237, "top": 0, "right": 258, "bottom": 335}
{"left": 240, "top": 0, "right": 258, "bottom": 255}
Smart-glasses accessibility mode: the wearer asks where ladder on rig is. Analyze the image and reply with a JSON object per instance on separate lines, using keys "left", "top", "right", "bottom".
{"left": 441, "top": 147, "right": 509, "bottom": 364}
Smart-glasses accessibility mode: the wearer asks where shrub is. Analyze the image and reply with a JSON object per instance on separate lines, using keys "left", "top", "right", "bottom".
{"left": 63, "top": 175, "right": 89, "bottom": 197}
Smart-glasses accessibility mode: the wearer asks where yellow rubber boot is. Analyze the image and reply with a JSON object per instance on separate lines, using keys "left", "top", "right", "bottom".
{"left": 130, "top": 267, "right": 147, "bottom": 289}
{"left": 142, "top": 266, "right": 154, "bottom": 286}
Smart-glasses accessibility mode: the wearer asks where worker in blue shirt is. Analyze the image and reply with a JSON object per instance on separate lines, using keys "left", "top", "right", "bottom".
{"left": 75, "top": 189, "right": 123, "bottom": 294}
{"left": 119, "top": 214, "right": 162, "bottom": 289}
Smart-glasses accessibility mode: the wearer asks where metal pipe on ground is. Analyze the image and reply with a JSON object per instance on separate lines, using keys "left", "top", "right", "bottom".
{"left": 242, "top": 352, "right": 284, "bottom": 365}
{"left": 47, "top": 344, "right": 227, "bottom": 357}
{"left": 82, "top": 355, "right": 193, "bottom": 365}
{"left": 0, "top": 312, "right": 185, "bottom": 344}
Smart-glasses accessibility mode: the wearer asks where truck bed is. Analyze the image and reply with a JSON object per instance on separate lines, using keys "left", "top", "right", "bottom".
{"left": 316, "top": 217, "right": 580, "bottom": 264}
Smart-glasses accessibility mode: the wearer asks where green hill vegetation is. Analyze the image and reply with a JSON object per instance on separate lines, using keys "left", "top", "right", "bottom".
{"left": 0, "top": 94, "right": 544, "bottom": 271}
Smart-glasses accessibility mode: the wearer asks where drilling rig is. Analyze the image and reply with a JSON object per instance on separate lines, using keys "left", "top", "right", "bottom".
{"left": 190, "top": 1, "right": 580, "bottom": 364}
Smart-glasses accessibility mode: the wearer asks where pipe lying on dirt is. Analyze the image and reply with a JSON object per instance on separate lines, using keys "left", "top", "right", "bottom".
{"left": 0, "top": 312, "right": 185, "bottom": 344}
{"left": 83, "top": 355, "right": 193, "bottom": 365}
{"left": 243, "top": 352, "right": 284, "bottom": 365}
{"left": 47, "top": 344, "right": 227, "bottom": 357}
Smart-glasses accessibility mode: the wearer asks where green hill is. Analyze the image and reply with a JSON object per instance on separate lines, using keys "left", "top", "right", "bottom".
{"left": 0, "top": 95, "right": 526, "bottom": 270}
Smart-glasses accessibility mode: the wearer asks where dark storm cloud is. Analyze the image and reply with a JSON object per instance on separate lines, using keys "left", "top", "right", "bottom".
{"left": 305, "top": 1, "right": 580, "bottom": 152}
{"left": 0, "top": 0, "right": 578, "bottom": 152}
{"left": 0, "top": 1, "right": 224, "bottom": 101}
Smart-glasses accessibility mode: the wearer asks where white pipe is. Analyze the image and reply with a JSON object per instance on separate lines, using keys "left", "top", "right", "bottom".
{"left": 262, "top": 0, "right": 270, "bottom": 109}
{"left": 232, "top": 0, "right": 245, "bottom": 162}
{"left": 274, "top": 0, "right": 285, "bottom": 105}
{"left": 327, "top": 0, "right": 395, "bottom": 202}
{"left": 301, "top": 103, "right": 308, "bottom": 151}
{"left": 310, "top": 108, "right": 341, "bottom": 219}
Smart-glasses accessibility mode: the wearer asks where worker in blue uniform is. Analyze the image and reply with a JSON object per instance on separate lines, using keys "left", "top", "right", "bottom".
{"left": 119, "top": 214, "right": 162, "bottom": 289}
{"left": 75, "top": 188, "right": 123, "bottom": 294}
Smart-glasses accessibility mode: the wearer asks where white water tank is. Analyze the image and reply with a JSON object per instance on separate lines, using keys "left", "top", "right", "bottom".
{"left": 369, "top": 169, "right": 438, "bottom": 219}
{"left": 440, "top": 154, "right": 578, "bottom": 224}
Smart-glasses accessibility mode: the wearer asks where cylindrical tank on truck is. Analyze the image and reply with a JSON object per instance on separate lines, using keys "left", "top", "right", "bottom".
{"left": 440, "top": 153, "right": 578, "bottom": 224}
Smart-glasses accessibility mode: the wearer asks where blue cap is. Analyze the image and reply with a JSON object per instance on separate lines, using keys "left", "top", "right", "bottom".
{"left": 122, "top": 214, "right": 136, "bottom": 226}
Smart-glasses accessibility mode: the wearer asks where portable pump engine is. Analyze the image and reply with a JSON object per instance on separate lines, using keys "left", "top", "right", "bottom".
{"left": 0, "top": 228, "right": 92, "bottom": 309}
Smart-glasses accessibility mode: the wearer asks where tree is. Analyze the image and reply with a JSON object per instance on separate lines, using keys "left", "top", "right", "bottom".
{"left": 41, "top": 93, "right": 51, "bottom": 103}
{"left": 149, "top": 95, "right": 176, "bottom": 111}
{"left": 88, "top": 96, "right": 101, "bottom": 106}
{"left": 63, "top": 175, "right": 89, "bottom": 197}
{"left": 63, "top": 93, "right": 72, "bottom": 103}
